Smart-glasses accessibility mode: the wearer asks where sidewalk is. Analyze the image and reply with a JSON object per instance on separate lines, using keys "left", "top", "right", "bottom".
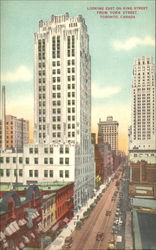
{"left": 125, "top": 211, "right": 133, "bottom": 250}
{"left": 45, "top": 181, "right": 110, "bottom": 250}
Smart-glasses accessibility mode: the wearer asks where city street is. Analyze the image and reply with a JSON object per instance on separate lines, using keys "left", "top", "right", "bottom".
{"left": 67, "top": 174, "right": 122, "bottom": 250}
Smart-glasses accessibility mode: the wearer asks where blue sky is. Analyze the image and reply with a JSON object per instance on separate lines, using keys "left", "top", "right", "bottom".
{"left": 1, "top": 0, "right": 155, "bottom": 152}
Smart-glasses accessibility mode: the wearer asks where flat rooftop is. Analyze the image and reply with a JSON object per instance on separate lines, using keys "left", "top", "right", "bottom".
{"left": 132, "top": 198, "right": 156, "bottom": 209}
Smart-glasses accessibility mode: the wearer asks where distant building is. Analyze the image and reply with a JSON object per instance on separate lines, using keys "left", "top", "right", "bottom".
{"left": 129, "top": 56, "right": 156, "bottom": 163}
{"left": 91, "top": 133, "right": 96, "bottom": 145}
{"left": 95, "top": 143, "right": 113, "bottom": 183}
{"left": 98, "top": 116, "right": 119, "bottom": 155}
{"left": 4, "top": 115, "right": 29, "bottom": 152}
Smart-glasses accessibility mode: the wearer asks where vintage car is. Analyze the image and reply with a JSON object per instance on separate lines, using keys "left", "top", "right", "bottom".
{"left": 106, "top": 210, "right": 112, "bottom": 216}
{"left": 63, "top": 236, "right": 72, "bottom": 248}
{"left": 96, "top": 232, "right": 104, "bottom": 241}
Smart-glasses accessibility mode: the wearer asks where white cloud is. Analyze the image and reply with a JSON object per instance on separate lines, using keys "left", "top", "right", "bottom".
{"left": 1, "top": 65, "right": 33, "bottom": 83}
{"left": 92, "top": 83, "right": 121, "bottom": 98}
{"left": 113, "top": 36, "right": 155, "bottom": 50}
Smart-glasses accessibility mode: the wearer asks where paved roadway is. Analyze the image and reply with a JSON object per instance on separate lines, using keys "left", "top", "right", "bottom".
{"left": 66, "top": 172, "right": 122, "bottom": 250}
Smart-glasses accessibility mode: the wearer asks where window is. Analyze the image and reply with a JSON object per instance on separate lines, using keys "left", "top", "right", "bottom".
{"left": 13, "top": 157, "right": 16, "bottom": 163}
{"left": 0, "top": 157, "right": 3, "bottom": 163}
{"left": 6, "top": 169, "right": 10, "bottom": 177}
{"left": 49, "top": 170, "right": 53, "bottom": 177}
{"left": 65, "top": 158, "right": 69, "bottom": 165}
{"left": 35, "top": 148, "right": 38, "bottom": 154}
{"left": 44, "top": 158, "right": 48, "bottom": 164}
{"left": 25, "top": 158, "right": 29, "bottom": 164}
{"left": 65, "top": 147, "right": 69, "bottom": 153}
{"left": 44, "top": 170, "right": 48, "bottom": 177}
{"left": 34, "top": 170, "right": 38, "bottom": 177}
{"left": 6, "top": 157, "right": 10, "bottom": 163}
{"left": 19, "top": 157, "right": 23, "bottom": 164}
{"left": 65, "top": 170, "right": 69, "bottom": 178}
{"left": 34, "top": 158, "right": 38, "bottom": 164}
{"left": 60, "top": 147, "right": 63, "bottom": 154}
{"left": 14, "top": 169, "right": 17, "bottom": 177}
{"left": 29, "top": 148, "right": 33, "bottom": 154}
{"left": 50, "top": 147, "right": 53, "bottom": 153}
{"left": 29, "top": 170, "right": 33, "bottom": 177}
{"left": 0, "top": 169, "right": 4, "bottom": 176}
{"left": 50, "top": 158, "right": 53, "bottom": 164}
{"left": 44, "top": 148, "right": 48, "bottom": 154}
{"left": 59, "top": 170, "right": 63, "bottom": 178}
{"left": 19, "top": 169, "right": 23, "bottom": 177}
{"left": 60, "top": 158, "right": 63, "bottom": 164}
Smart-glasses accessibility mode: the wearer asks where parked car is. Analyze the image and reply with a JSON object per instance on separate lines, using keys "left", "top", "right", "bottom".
{"left": 63, "top": 236, "right": 72, "bottom": 248}
{"left": 106, "top": 210, "right": 112, "bottom": 216}
{"left": 107, "top": 240, "right": 116, "bottom": 249}
{"left": 96, "top": 232, "right": 104, "bottom": 241}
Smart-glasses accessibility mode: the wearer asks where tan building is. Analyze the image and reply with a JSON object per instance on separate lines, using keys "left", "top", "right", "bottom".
{"left": 42, "top": 193, "right": 56, "bottom": 233}
{"left": 98, "top": 116, "right": 119, "bottom": 154}
{"left": 0, "top": 115, "right": 29, "bottom": 152}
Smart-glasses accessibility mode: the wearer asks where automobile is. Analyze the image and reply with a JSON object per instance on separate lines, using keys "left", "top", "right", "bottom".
{"left": 63, "top": 236, "right": 72, "bottom": 248}
{"left": 106, "top": 210, "right": 112, "bottom": 216}
{"left": 107, "top": 240, "right": 116, "bottom": 249}
{"left": 113, "top": 219, "right": 118, "bottom": 225}
{"left": 96, "top": 232, "right": 104, "bottom": 241}
{"left": 118, "top": 218, "right": 123, "bottom": 225}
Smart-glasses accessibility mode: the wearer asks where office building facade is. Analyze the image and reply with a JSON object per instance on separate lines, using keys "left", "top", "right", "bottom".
{"left": 98, "top": 116, "right": 119, "bottom": 154}
{"left": 129, "top": 56, "right": 156, "bottom": 163}
{"left": 0, "top": 14, "right": 95, "bottom": 210}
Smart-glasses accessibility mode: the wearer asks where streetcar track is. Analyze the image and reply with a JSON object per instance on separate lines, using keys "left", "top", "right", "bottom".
{"left": 75, "top": 182, "right": 115, "bottom": 250}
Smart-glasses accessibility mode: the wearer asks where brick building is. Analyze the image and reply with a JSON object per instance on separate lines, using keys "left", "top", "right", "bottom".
{"left": 95, "top": 143, "right": 113, "bottom": 184}
{"left": 0, "top": 115, "right": 29, "bottom": 153}
{"left": 129, "top": 161, "right": 156, "bottom": 198}
{"left": 0, "top": 186, "right": 42, "bottom": 250}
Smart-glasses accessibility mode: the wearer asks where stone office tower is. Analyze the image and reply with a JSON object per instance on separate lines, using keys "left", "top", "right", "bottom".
{"left": 129, "top": 56, "right": 156, "bottom": 163}
{"left": 33, "top": 13, "right": 95, "bottom": 208}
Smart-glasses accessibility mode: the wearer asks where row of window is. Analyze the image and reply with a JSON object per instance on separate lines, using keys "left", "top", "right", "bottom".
{"left": 29, "top": 169, "right": 69, "bottom": 178}
{"left": 0, "top": 169, "right": 70, "bottom": 178}
{"left": 0, "top": 169, "right": 23, "bottom": 177}
{"left": 0, "top": 156, "right": 70, "bottom": 165}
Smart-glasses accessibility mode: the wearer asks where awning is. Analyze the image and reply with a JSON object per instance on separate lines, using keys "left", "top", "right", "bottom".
{"left": 3, "top": 241, "right": 9, "bottom": 248}
{"left": 18, "top": 219, "right": 27, "bottom": 226}
{"left": 63, "top": 217, "right": 70, "bottom": 223}
{"left": 18, "top": 241, "right": 25, "bottom": 249}
{"left": 11, "top": 221, "right": 20, "bottom": 231}
{"left": 0, "top": 231, "right": 6, "bottom": 241}
{"left": 4, "top": 226, "right": 14, "bottom": 236}
{"left": 22, "top": 235, "right": 30, "bottom": 244}
{"left": 38, "top": 222, "right": 43, "bottom": 231}
{"left": 30, "top": 232, "right": 35, "bottom": 239}
{"left": 51, "top": 222, "right": 59, "bottom": 232}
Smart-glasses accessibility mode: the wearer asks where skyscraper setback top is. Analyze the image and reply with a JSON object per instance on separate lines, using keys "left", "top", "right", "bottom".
{"left": 130, "top": 56, "right": 155, "bottom": 151}
{"left": 34, "top": 13, "right": 91, "bottom": 145}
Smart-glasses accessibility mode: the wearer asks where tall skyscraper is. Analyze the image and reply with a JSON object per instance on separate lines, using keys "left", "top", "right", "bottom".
{"left": 98, "top": 116, "right": 119, "bottom": 154}
{"left": 34, "top": 13, "right": 91, "bottom": 146}
{"left": 33, "top": 13, "right": 95, "bottom": 208}
{"left": 129, "top": 56, "right": 156, "bottom": 163}
{"left": 0, "top": 14, "right": 95, "bottom": 209}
